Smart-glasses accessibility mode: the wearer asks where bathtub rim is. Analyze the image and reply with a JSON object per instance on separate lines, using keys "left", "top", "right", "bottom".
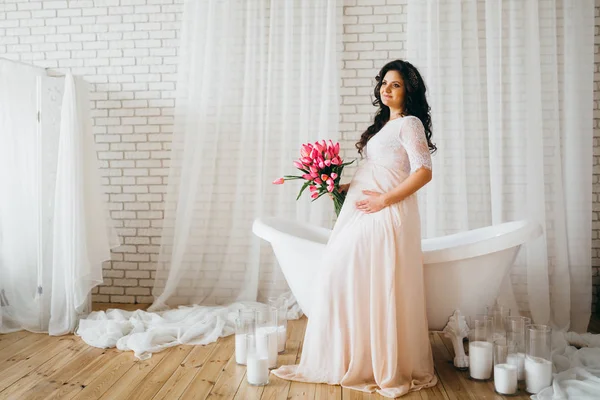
{"left": 422, "top": 220, "right": 542, "bottom": 264}
{"left": 252, "top": 216, "right": 543, "bottom": 265}
{"left": 252, "top": 216, "right": 330, "bottom": 246}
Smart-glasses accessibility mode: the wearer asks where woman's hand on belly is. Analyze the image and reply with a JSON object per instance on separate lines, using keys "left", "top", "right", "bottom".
{"left": 355, "top": 190, "right": 387, "bottom": 214}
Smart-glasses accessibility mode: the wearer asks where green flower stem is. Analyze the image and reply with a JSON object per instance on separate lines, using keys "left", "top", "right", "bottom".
{"left": 331, "top": 189, "right": 346, "bottom": 217}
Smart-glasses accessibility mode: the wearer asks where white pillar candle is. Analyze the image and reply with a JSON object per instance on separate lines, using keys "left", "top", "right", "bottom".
{"left": 235, "top": 333, "right": 247, "bottom": 365}
{"left": 494, "top": 363, "right": 518, "bottom": 395}
{"left": 246, "top": 354, "right": 269, "bottom": 386}
{"left": 256, "top": 326, "right": 278, "bottom": 369}
{"left": 525, "top": 356, "right": 553, "bottom": 394}
{"left": 277, "top": 325, "right": 287, "bottom": 353}
{"left": 469, "top": 341, "right": 493, "bottom": 380}
{"left": 507, "top": 352, "right": 525, "bottom": 381}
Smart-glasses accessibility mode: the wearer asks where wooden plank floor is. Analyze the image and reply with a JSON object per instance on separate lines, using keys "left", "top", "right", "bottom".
{"left": 0, "top": 305, "right": 598, "bottom": 400}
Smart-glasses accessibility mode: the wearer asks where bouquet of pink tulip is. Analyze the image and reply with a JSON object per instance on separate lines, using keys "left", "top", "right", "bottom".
{"left": 273, "top": 140, "right": 355, "bottom": 216}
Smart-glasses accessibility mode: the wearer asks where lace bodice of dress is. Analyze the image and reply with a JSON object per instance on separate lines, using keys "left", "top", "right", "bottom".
{"left": 364, "top": 116, "right": 432, "bottom": 174}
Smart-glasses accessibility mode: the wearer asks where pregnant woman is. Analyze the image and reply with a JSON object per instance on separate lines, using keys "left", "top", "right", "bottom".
{"left": 271, "top": 59, "right": 438, "bottom": 398}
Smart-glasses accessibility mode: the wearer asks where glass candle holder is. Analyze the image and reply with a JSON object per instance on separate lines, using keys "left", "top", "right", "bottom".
{"left": 245, "top": 333, "right": 269, "bottom": 386}
{"left": 504, "top": 316, "right": 531, "bottom": 333}
{"left": 524, "top": 324, "right": 553, "bottom": 394}
{"left": 268, "top": 296, "right": 288, "bottom": 353}
{"left": 487, "top": 303, "right": 510, "bottom": 340}
{"left": 468, "top": 315, "right": 494, "bottom": 381}
{"left": 504, "top": 316, "right": 531, "bottom": 344}
{"left": 506, "top": 332, "right": 526, "bottom": 382}
{"left": 234, "top": 309, "right": 256, "bottom": 365}
{"left": 255, "top": 306, "right": 279, "bottom": 369}
{"left": 493, "top": 338, "right": 518, "bottom": 396}
{"left": 504, "top": 316, "right": 531, "bottom": 381}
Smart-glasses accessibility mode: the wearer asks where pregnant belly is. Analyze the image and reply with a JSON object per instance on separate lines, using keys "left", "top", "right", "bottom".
{"left": 331, "top": 165, "right": 418, "bottom": 234}
{"left": 347, "top": 162, "right": 408, "bottom": 199}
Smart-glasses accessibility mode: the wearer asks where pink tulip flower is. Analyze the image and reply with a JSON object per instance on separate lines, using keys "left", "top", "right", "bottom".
{"left": 294, "top": 161, "right": 304, "bottom": 169}
{"left": 324, "top": 160, "right": 331, "bottom": 167}
{"left": 273, "top": 178, "right": 284, "bottom": 185}
{"left": 309, "top": 185, "right": 317, "bottom": 192}
{"left": 311, "top": 191, "right": 319, "bottom": 199}
{"left": 321, "top": 174, "right": 329, "bottom": 182}
{"left": 302, "top": 174, "right": 313, "bottom": 180}
{"left": 301, "top": 144, "right": 313, "bottom": 158}
{"left": 331, "top": 172, "right": 338, "bottom": 180}
{"left": 315, "top": 178, "right": 323, "bottom": 185}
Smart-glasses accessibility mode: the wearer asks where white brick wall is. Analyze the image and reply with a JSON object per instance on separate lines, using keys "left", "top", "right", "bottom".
{"left": 593, "top": 0, "right": 600, "bottom": 313}
{"left": 1, "top": 0, "right": 598, "bottom": 312}
{"left": 339, "top": 0, "right": 407, "bottom": 179}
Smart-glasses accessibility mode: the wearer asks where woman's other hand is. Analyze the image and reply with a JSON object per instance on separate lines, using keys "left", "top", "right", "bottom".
{"left": 329, "top": 183, "right": 350, "bottom": 199}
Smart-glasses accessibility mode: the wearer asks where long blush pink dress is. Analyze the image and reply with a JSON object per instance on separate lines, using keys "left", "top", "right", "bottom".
{"left": 271, "top": 116, "right": 438, "bottom": 398}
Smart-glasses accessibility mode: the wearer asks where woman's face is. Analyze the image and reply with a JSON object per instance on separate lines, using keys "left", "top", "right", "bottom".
{"left": 380, "top": 70, "right": 405, "bottom": 112}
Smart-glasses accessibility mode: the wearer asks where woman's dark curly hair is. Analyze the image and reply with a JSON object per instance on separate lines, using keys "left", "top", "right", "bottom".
{"left": 356, "top": 59, "right": 436, "bottom": 155}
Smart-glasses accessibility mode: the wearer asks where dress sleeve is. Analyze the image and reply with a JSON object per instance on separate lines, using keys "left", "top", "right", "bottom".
{"left": 399, "top": 116, "right": 432, "bottom": 173}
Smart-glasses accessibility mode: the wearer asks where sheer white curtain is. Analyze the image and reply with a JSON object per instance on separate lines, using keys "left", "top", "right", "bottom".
{"left": 76, "top": 0, "right": 341, "bottom": 360}
{"left": 0, "top": 59, "right": 117, "bottom": 335}
{"left": 407, "top": 0, "right": 594, "bottom": 333}
{"left": 50, "top": 74, "right": 120, "bottom": 334}
{"left": 150, "top": 0, "right": 341, "bottom": 311}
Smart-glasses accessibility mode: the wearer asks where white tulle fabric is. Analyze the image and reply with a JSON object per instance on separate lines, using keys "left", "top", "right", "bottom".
{"left": 532, "top": 332, "right": 600, "bottom": 400}
{"left": 150, "top": 0, "right": 341, "bottom": 310}
{"left": 406, "top": 0, "right": 594, "bottom": 333}
{"left": 0, "top": 59, "right": 117, "bottom": 335}
{"left": 76, "top": 292, "right": 303, "bottom": 360}
{"left": 50, "top": 74, "right": 119, "bottom": 334}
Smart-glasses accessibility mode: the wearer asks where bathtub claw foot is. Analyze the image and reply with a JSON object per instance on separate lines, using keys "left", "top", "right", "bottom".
{"left": 442, "top": 310, "right": 470, "bottom": 370}
{"left": 453, "top": 354, "right": 469, "bottom": 370}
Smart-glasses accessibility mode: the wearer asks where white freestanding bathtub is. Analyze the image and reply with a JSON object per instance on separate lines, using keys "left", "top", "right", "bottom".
{"left": 252, "top": 216, "right": 542, "bottom": 331}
